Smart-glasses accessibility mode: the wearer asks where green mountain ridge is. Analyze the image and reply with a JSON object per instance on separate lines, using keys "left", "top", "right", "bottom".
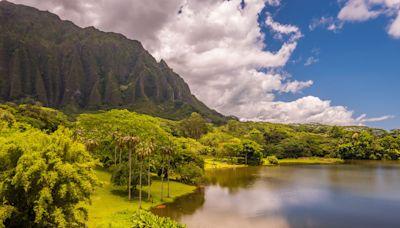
{"left": 0, "top": 1, "right": 226, "bottom": 123}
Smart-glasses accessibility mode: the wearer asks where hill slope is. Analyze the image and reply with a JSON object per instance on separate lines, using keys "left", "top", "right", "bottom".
{"left": 0, "top": 1, "right": 226, "bottom": 122}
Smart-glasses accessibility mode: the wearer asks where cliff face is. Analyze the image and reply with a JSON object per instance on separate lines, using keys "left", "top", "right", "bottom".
{"left": 0, "top": 1, "right": 226, "bottom": 122}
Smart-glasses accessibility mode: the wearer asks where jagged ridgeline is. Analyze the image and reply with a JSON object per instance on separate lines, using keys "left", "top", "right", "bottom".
{"left": 0, "top": 1, "right": 226, "bottom": 123}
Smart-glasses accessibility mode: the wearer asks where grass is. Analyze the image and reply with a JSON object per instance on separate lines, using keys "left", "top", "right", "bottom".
{"left": 205, "top": 157, "right": 344, "bottom": 170}
{"left": 276, "top": 157, "right": 344, "bottom": 165}
{"left": 88, "top": 168, "right": 196, "bottom": 228}
{"left": 204, "top": 158, "right": 247, "bottom": 170}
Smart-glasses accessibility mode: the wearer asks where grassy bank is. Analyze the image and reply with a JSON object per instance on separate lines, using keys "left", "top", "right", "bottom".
{"left": 204, "top": 158, "right": 248, "bottom": 169}
{"left": 88, "top": 168, "right": 196, "bottom": 228}
{"left": 205, "top": 157, "right": 344, "bottom": 170}
{"left": 277, "top": 157, "right": 344, "bottom": 165}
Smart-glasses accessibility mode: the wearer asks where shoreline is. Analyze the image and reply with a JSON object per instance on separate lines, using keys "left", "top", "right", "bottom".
{"left": 205, "top": 157, "right": 344, "bottom": 170}
{"left": 88, "top": 168, "right": 196, "bottom": 227}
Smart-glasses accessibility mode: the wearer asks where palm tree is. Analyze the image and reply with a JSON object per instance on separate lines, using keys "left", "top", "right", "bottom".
{"left": 84, "top": 138, "right": 98, "bottom": 153}
{"left": 112, "top": 132, "right": 122, "bottom": 166}
{"left": 136, "top": 139, "right": 154, "bottom": 209}
{"left": 118, "top": 135, "right": 124, "bottom": 164}
{"left": 146, "top": 141, "right": 154, "bottom": 202}
{"left": 121, "top": 135, "right": 139, "bottom": 201}
{"left": 164, "top": 143, "right": 175, "bottom": 198}
{"left": 161, "top": 145, "right": 172, "bottom": 201}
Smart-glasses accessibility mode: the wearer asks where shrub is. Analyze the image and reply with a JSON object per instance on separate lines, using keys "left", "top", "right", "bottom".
{"left": 267, "top": 156, "right": 279, "bottom": 165}
{"left": 132, "top": 210, "right": 185, "bottom": 228}
{"left": 175, "top": 162, "right": 204, "bottom": 184}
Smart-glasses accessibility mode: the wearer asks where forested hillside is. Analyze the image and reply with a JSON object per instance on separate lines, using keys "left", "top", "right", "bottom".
{"left": 0, "top": 1, "right": 225, "bottom": 123}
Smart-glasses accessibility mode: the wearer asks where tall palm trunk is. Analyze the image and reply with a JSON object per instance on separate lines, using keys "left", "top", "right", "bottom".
{"left": 167, "top": 158, "right": 170, "bottom": 198}
{"left": 128, "top": 147, "right": 132, "bottom": 200}
{"left": 119, "top": 148, "right": 122, "bottom": 164}
{"left": 114, "top": 146, "right": 117, "bottom": 166}
{"left": 147, "top": 160, "right": 151, "bottom": 201}
{"left": 161, "top": 162, "right": 164, "bottom": 202}
{"left": 139, "top": 161, "right": 143, "bottom": 209}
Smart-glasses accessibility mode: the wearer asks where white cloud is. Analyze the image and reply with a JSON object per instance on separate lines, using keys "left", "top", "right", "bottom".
{"left": 8, "top": 0, "right": 392, "bottom": 125}
{"left": 309, "top": 16, "right": 344, "bottom": 32}
{"left": 356, "top": 114, "right": 394, "bottom": 123}
{"left": 265, "top": 15, "right": 303, "bottom": 41}
{"left": 338, "top": 0, "right": 381, "bottom": 21}
{"left": 304, "top": 57, "right": 319, "bottom": 66}
{"left": 388, "top": 12, "right": 400, "bottom": 37}
{"left": 337, "top": 0, "right": 400, "bottom": 38}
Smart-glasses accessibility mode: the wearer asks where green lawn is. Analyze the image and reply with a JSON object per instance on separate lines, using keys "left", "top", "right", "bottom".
{"left": 205, "top": 157, "right": 344, "bottom": 170}
{"left": 204, "top": 158, "right": 248, "bottom": 170}
{"left": 88, "top": 168, "right": 196, "bottom": 228}
{"left": 276, "top": 157, "right": 344, "bottom": 165}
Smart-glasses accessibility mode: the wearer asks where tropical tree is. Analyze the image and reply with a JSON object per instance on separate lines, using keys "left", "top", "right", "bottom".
{"left": 159, "top": 143, "right": 174, "bottom": 201}
{"left": 0, "top": 126, "right": 98, "bottom": 227}
{"left": 121, "top": 135, "right": 140, "bottom": 201}
{"left": 112, "top": 131, "right": 122, "bottom": 165}
{"left": 239, "top": 140, "right": 263, "bottom": 165}
{"left": 136, "top": 139, "right": 155, "bottom": 209}
{"left": 179, "top": 112, "right": 208, "bottom": 139}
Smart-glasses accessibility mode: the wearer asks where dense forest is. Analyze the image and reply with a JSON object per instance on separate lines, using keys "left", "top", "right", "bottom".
{"left": 1, "top": 103, "right": 400, "bottom": 227}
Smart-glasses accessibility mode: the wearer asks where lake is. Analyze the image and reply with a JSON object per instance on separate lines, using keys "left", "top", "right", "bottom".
{"left": 152, "top": 161, "right": 400, "bottom": 228}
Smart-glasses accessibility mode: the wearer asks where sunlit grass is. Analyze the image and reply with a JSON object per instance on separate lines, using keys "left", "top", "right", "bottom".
{"left": 204, "top": 158, "right": 247, "bottom": 169}
{"left": 277, "top": 157, "right": 344, "bottom": 165}
{"left": 88, "top": 168, "right": 196, "bottom": 228}
{"left": 205, "top": 157, "right": 344, "bottom": 170}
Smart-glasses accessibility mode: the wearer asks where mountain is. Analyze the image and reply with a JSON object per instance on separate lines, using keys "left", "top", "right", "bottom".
{"left": 0, "top": 1, "right": 227, "bottom": 123}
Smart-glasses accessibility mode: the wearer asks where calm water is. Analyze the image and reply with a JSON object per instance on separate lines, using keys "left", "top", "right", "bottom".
{"left": 152, "top": 161, "right": 400, "bottom": 228}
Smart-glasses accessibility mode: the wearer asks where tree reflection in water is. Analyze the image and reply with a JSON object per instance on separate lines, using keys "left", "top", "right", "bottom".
{"left": 151, "top": 188, "right": 205, "bottom": 221}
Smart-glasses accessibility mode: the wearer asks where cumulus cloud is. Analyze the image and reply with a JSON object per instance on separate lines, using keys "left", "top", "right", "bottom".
{"left": 337, "top": 0, "right": 400, "bottom": 38}
{"left": 8, "top": 0, "right": 391, "bottom": 125}
{"left": 338, "top": 0, "right": 381, "bottom": 21}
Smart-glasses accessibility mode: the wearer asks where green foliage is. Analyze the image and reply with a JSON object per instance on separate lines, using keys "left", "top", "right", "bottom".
{"left": 0, "top": 103, "right": 69, "bottom": 132}
{"left": 266, "top": 156, "right": 279, "bottom": 165}
{"left": 172, "top": 137, "right": 205, "bottom": 184}
{"left": 131, "top": 210, "right": 185, "bottom": 228}
{"left": 76, "top": 110, "right": 205, "bottom": 193}
{"left": 179, "top": 113, "right": 209, "bottom": 139}
{"left": 175, "top": 163, "right": 204, "bottom": 184}
{"left": 0, "top": 206, "right": 15, "bottom": 228}
{"left": 239, "top": 140, "right": 263, "bottom": 166}
{"left": 76, "top": 110, "right": 170, "bottom": 164}
{"left": 215, "top": 138, "right": 241, "bottom": 161}
{"left": 111, "top": 162, "right": 149, "bottom": 190}
{"left": 0, "top": 125, "right": 98, "bottom": 227}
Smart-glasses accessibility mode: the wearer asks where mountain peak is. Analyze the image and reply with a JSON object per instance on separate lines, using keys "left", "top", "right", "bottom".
{"left": 0, "top": 2, "right": 227, "bottom": 123}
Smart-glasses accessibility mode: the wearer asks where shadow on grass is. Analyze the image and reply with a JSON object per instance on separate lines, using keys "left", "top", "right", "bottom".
{"left": 110, "top": 189, "right": 153, "bottom": 202}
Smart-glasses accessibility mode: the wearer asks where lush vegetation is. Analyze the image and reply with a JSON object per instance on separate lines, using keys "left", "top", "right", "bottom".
{"left": 1, "top": 103, "right": 400, "bottom": 227}
{"left": 131, "top": 210, "right": 185, "bottom": 228}
{"left": 203, "top": 121, "right": 400, "bottom": 162}
{"left": 0, "top": 107, "right": 98, "bottom": 227}
{"left": 88, "top": 168, "right": 195, "bottom": 227}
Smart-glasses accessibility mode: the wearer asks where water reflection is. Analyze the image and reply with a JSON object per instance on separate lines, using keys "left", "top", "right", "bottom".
{"left": 205, "top": 167, "right": 261, "bottom": 193}
{"left": 151, "top": 188, "right": 205, "bottom": 221}
{"left": 153, "top": 161, "right": 400, "bottom": 228}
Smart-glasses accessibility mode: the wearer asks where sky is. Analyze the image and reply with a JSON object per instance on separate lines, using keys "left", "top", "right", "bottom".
{"left": 7, "top": 0, "right": 400, "bottom": 129}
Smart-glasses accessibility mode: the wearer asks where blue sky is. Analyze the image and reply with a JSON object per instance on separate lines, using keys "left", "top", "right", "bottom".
{"left": 261, "top": 0, "right": 400, "bottom": 129}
